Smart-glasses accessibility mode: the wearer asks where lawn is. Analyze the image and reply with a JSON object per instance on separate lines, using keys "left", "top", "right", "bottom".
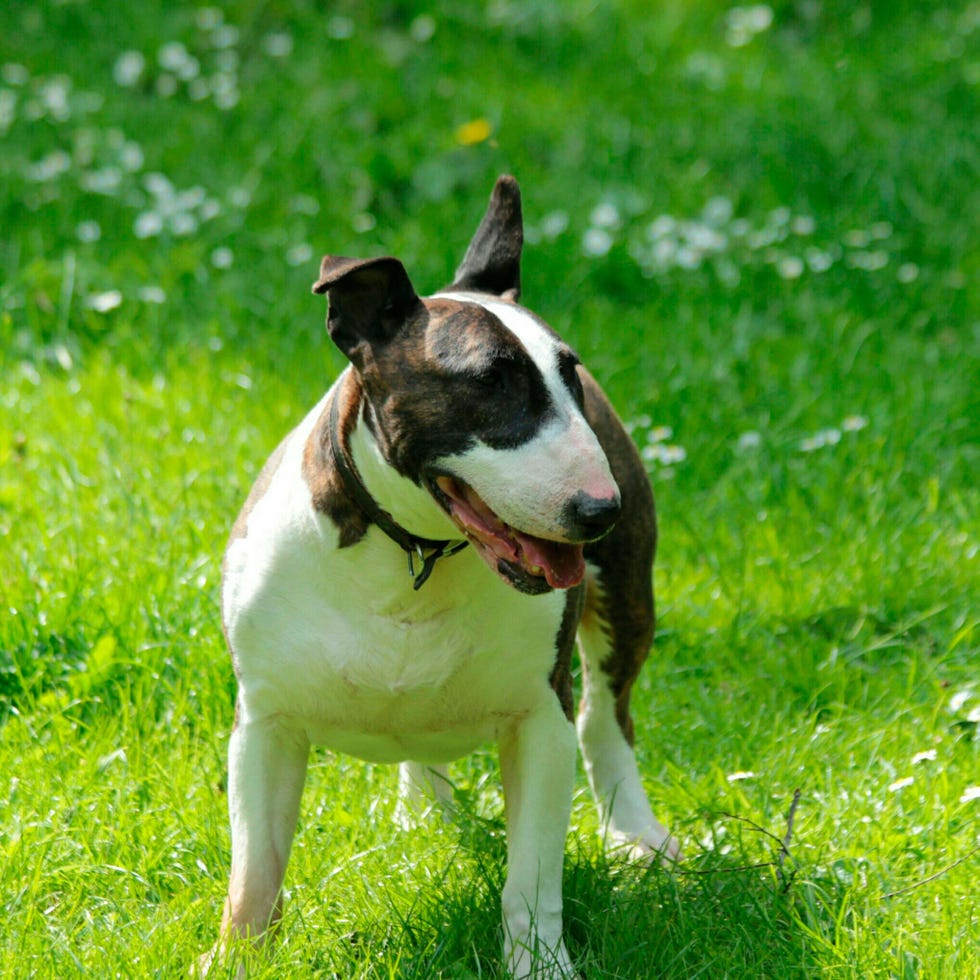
{"left": 1, "top": 1, "right": 978, "bottom": 977}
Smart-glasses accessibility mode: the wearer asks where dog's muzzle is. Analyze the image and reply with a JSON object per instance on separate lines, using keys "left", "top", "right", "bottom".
{"left": 429, "top": 475, "right": 616, "bottom": 594}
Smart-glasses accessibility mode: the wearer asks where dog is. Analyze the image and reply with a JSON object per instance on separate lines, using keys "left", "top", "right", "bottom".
{"left": 212, "top": 175, "right": 679, "bottom": 979}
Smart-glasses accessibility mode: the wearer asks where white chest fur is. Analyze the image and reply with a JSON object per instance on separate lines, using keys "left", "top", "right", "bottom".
{"left": 222, "top": 392, "right": 568, "bottom": 764}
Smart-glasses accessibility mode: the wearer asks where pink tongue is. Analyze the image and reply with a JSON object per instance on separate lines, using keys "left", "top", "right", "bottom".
{"left": 518, "top": 533, "right": 585, "bottom": 589}
{"left": 437, "top": 477, "right": 585, "bottom": 590}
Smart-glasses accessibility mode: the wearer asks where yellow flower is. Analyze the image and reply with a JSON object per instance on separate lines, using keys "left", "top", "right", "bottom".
{"left": 455, "top": 118, "right": 492, "bottom": 146}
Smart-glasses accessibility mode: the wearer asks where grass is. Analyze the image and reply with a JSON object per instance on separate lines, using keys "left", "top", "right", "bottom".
{"left": 1, "top": 0, "right": 978, "bottom": 976}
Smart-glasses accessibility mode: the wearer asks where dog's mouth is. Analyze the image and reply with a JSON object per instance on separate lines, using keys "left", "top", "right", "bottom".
{"left": 429, "top": 475, "right": 585, "bottom": 595}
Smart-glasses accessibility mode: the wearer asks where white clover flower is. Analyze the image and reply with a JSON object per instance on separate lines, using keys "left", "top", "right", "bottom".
{"left": 0, "top": 90, "right": 15, "bottom": 133}
{"left": 949, "top": 689, "right": 974, "bottom": 713}
{"left": 287, "top": 243, "right": 313, "bottom": 267}
{"left": 171, "top": 212, "right": 198, "bottom": 236}
{"left": 410, "top": 15, "right": 437, "bottom": 43}
{"left": 25, "top": 150, "right": 71, "bottom": 182}
{"left": 196, "top": 7, "right": 224, "bottom": 31}
{"left": 800, "top": 428, "right": 842, "bottom": 452}
{"left": 805, "top": 247, "right": 834, "bottom": 273}
{"left": 199, "top": 198, "right": 222, "bottom": 221}
{"left": 769, "top": 206, "right": 791, "bottom": 227}
{"left": 702, "top": 195, "right": 733, "bottom": 226}
{"left": 211, "top": 24, "right": 240, "bottom": 49}
{"left": 76, "top": 220, "right": 101, "bottom": 243}
{"left": 651, "top": 238, "right": 677, "bottom": 266}
{"left": 40, "top": 77, "right": 71, "bottom": 120}
{"left": 138, "top": 286, "right": 166, "bottom": 304}
{"left": 187, "top": 78, "right": 209, "bottom": 101}
{"left": 897, "top": 262, "right": 920, "bottom": 284}
{"left": 847, "top": 250, "right": 889, "bottom": 271}
{"left": 647, "top": 214, "right": 677, "bottom": 239}
{"left": 86, "top": 290, "right": 123, "bottom": 313}
{"left": 113, "top": 51, "right": 146, "bottom": 88}
{"left": 2, "top": 62, "right": 29, "bottom": 85}
{"left": 119, "top": 141, "right": 144, "bottom": 171}
{"left": 539, "top": 210, "right": 569, "bottom": 239}
{"left": 842, "top": 415, "right": 869, "bottom": 432}
{"left": 777, "top": 255, "right": 804, "bottom": 279}
{"left": 211, "top": 246, "right": 234, "bottom": 269}
{"left": 352, "top": 212, "right": 376, "bottom": 234}
{"left": 726, "top": 770, "right": 757, "bottom": 782}
{"left": 262, "top": 31, "right": 294, "bottom": 58}
{"left": 80, "top": 167, "right": 122, "bottom": 194}
{"left": 327, "top": 16, "right": 355, "bottom": 39}
{"left": 675, "top": 245, "right": 701, "bottom": 270}
{"left": 582, "top": 228, "right": 614, "bottom": 257}
{"left": 158, "top": 41, "right": 192, "bottom": 72}
{"left": 590, "top": 202, "right": 621, "bottom": 229}
{"left": 684, "top": 221, "right": 726, "bottom": 253}
{"left": 642, "top": 443, "right": 687, "bottom": 465}
{"left": 791, "top": 215, "right": 816, "bottom": 236}
{"left": 888, "top": 776, "right": 914, "bottom": 792}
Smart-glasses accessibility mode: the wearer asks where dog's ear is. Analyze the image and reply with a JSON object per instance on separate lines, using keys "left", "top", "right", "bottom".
{"left": 449, "top": 174, "right": 523, "bottom": 300}
{"left": 312, "top": 255, "right": 421, "bottom": 359}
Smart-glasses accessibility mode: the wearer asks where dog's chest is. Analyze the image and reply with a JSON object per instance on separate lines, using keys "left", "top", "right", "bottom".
{"left": 224, "top": 422, "right": 569, "bottom": 761}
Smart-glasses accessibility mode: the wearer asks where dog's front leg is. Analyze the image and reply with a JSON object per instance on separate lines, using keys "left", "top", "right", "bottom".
{"left": 499, "top": 698, "right": 578, "bottom": 980}
{"left": 217, "top": 709, "right": 310, "bottom": 962}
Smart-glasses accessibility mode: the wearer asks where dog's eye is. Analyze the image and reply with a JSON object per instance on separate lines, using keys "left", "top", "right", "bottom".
{"left": 474, "top": 362, "right": 511, "bottom": 393}
{"left": 558, "top": 351, "right": 584, "bottom": 408}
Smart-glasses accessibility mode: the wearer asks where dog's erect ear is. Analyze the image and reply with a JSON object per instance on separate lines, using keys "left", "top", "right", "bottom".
{"left": 312, "top": 255, "right": 421, "bottom": 359}
{"left": 449, "top": 174, "right": 523, "bottom": 300}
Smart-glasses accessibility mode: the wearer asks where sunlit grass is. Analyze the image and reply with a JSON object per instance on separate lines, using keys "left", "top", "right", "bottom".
{"left": 2, "top": 0, "right": 978, "bottom": 977}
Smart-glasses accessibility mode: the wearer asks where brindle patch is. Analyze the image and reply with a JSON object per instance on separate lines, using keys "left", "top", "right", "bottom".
{"left": 579, "top": 367, "right": 657, "bottom": 746}
{"left": 356, "top": 298, "right": 554, "bottom": 484}
{"left": 302, "top": 371, "right": 369, "bottom": 548}
{"left": 550, "top": 584, "right": 585, "bottom": 721}
{"left": 227, "top": 438, "right": 289, "bottom": 549}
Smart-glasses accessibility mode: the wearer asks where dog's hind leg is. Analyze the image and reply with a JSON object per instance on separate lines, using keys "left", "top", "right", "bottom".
{"left": 394, "top": 761, "right": 453, "bottom": 828}
{"left": 576, "top": 595, "right": 679, "bottom": 863}
{"left": 575, "top": 370, "right": 680, "bottom": 864}
{"left": 217, "top": 706, "right": 310, "bottom": 957}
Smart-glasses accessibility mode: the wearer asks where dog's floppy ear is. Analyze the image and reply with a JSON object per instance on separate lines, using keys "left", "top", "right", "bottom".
{"left": 312, "top": 255, "right": 421, "bottom": 360}
{"left": 449, "top": 174, "right": 523, "bottom": 300}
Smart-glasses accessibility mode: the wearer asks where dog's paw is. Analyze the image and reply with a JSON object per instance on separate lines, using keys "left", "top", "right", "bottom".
{"left": 607, "top": 827, "right": 683, "bottom": 865}
{"left": 191, "top": 946, "right": 245, "bottom": 980}
{"left": 190, "top": 949, "right": 214, "bottom": 978}
{"left": 506, "top": 939, "right": 578, "bottom": 980}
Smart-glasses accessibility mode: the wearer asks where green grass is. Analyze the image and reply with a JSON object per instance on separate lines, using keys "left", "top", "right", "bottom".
{"left": 2, "top": 1, "right": 978, "bottom": 976}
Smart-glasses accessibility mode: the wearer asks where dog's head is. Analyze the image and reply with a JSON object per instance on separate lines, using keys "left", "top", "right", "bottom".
{"left": 313, "top": 176, "right": 620, "bottom": 595}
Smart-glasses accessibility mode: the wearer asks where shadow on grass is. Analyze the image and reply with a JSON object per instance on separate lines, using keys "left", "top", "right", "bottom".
{"left": 286, "top": 806, "right": 832, "bottom": 979}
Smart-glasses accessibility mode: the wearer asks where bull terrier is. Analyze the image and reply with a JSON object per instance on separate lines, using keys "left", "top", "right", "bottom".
{"left": 211, "top": 175, "right": 679, "bottom": 979}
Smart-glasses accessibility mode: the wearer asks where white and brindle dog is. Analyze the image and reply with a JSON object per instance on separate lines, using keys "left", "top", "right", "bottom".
{"left": 212, "top": 176, "right": 679, "bottom": 979}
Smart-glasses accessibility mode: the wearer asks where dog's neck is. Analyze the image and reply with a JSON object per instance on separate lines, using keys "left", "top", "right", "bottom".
{"left": 342, "top": 392, "right": 464, "bottom": 551}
